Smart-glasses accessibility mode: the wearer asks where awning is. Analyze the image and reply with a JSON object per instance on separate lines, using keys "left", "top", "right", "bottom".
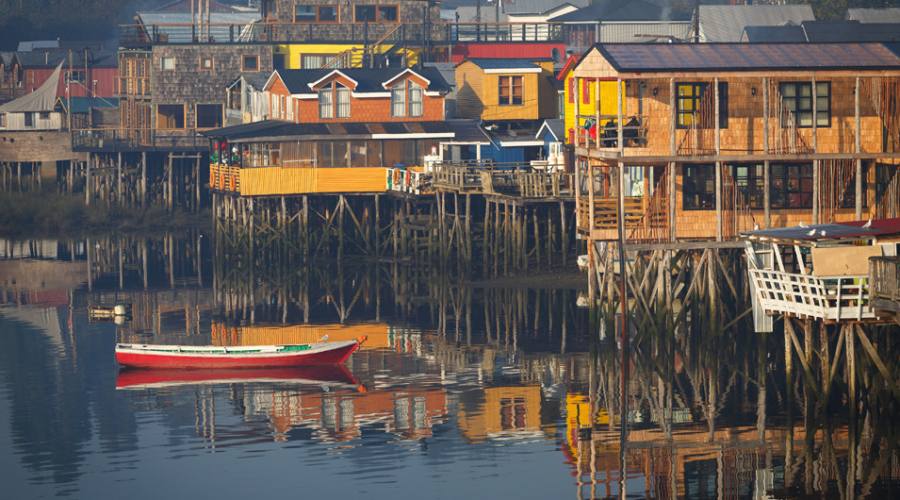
{"left": 741, "top": 217, "right": 900, "bottom": 245}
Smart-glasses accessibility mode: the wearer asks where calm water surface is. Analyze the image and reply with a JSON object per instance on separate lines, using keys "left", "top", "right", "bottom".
{"left": 1, "top": 234, "right": 897, "bottom": 499}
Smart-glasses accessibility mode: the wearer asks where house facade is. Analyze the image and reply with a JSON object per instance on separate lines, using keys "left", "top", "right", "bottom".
{"left": 455, "top": 58, "right": 557, "bottom": 122}
{"left": 569, "top": 43, "right": 900, "bottom": 244}
{"left": 262, "top": 67, "right": 449, "bottom": 124}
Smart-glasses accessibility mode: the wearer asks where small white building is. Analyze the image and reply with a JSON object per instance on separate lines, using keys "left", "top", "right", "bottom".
{"left": 0, "top": 63, "right": 63, "bottom": 131}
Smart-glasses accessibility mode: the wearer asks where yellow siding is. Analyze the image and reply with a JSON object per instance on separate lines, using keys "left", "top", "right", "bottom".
{"left": 562, "top": 73, "right": 625, "bottom": 145}
{"left": 211, "top": 322, "right": 392, "bottom": 349}
{"left": 455, "top": 60, "right": 556, "bottom": 121}
{"left": 239, "top": 167, "right": 388, "bottom": 196}
{"left": 276, "top": 43, "right": 419, "bottom": 69}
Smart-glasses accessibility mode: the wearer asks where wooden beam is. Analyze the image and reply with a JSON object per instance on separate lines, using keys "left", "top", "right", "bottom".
{"left": 763, "top": 160, "right": 771, "bottom": 228}
{"left": 855, "top": 77, "right": 862, "bottom": 219}
{"left": 669, "top": 77, "right": 676, "bottom": 156}
{"left": 714, "top": 77, "right": 720, "bottom": 155}
{"left": 715, "top": 162, "right": 722, "bottom": 241}
{"left": 763, "top": 77, "right": 769, "bottom": 154}
{"left": 617, "top": 78, "right": 624, "bottom": 155}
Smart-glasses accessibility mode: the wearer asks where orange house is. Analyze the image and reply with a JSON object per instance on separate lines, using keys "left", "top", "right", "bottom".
{"left": 263, "top": 67, "right": 449, "bottom": 123}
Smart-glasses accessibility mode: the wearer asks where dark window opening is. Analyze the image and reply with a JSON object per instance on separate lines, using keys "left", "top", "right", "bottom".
{"left": 355, "top": 5, "right": 376, "bottom": 22}
{"left": 378, "top": 6, "right": 398, "bottom": 22}
{"left": 840, "top": 164, "right": 869, "bottom": 209}
{"left": 318, "top": 6, "right": 337, "bottom": 22}
{"left": 24, "top": 112, "right": 34, "bottom": 127}
{"left": 730, "top": 163, "right": 765, "bottom": 209}
{"left": 242, "top": 55, "right": 259, "bottom": 71}
{"left": 157, "top": 104, "right": 185, "bottom": 129}
{"left": 683, "top": 164, "right": 716, "bottom": 210}
{"left": 196, "top": 104, "right": 223, "bottom": 129}
{"left": 771, "top": 163, "right": 813, "bottom": 209}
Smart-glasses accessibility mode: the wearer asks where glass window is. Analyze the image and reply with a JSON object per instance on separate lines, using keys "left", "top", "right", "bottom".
{"left": 160, "top": 56, "right": 176, "bottom": 71}
{"left": 499, "top": 76, "right": 523, "bottom": 105}
{"left": 24, "top": 112, "right": 34, "bottom": 127}
{"left": 355, "top": 5, "right": 376, "bottom": 22}
{"left": 730, "top": 163, "right": 764, "bottom": 209}
{"left": 241, "top": 55, "right": 259, "bottom": 71}
{"left": 378, "top": 5, "right": 398, "bottom": 22}
{"left": 391, "top": 83, "right": 406, "bottom": 117}
{"left": 676, "top": 82, "right": 728, "bottom": 129}
{"left": 408, "top": 83, "right": 423, "bottom": 117}
{"left": 336, "top": 86, "right": 350, "bottom": 118}
{"left": 301, "top": 54, "right": 337, "bottom": 69}
{"left": 199, "top": 56, "right": 213, "bottom": 71}
{"left": 294, "top": 5, "right": 315, "bottom": 22}
{"left": 319, "top": 89, "right": 333, "bottom": 119}
{"left": 683, "top": 164, "right": 716, "bottom": 210}
{"left": 318, "top": 6, "right": 337, "bottom": 22}
{"left": 770, "top": 163, "right": 813, "bottom": 209}
{"left": 779, "top": 82, "right": 830, "bottom": 128}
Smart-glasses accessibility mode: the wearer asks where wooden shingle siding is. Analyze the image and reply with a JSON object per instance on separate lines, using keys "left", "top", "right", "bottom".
{"left": 238, "top": 166, "right": 388, "bottom": 195}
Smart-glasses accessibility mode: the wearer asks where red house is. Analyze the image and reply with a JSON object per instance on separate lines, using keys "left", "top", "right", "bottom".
{"left": 262, "top": 67, "right": 450, "bottom": 124}
{"left": 17, "top": 49, "right": 118, "bottom": 98}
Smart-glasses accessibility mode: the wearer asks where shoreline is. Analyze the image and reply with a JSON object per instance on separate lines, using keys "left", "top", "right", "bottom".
{"left": 0, "top": 191, "right": 210, "bottom": 239}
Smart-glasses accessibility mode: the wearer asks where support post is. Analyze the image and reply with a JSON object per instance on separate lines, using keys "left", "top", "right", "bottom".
{"left": 714, "top": 77, "right": 720, "bottom": 155}
{"left": 763, "top": 77, "right": 769, "bottom": 154}
{"left": 715, "top": 162, "right": 722, "bottom": 241}
{"left": 669, "top": 78, "right": 676, "bottom": 156}
{"left": 764, "top": 160, "right": 771, "bottom": 228}
{"left": 855, "top": 76, "right": 862, "bottom": 219}
{"left": 616, "top": 78, "right": 623, "bottom": 156}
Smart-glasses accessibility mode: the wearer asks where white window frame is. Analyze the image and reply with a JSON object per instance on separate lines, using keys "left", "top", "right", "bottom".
{"left": 408, "top": 82, "right": 423, "bottom": 117}
{"left": 319, "top": 88, "right": 333, "bottom": 119}
{"left": 391, "top": 83, "right": 406, "bottom": 117}
{"left": 160, "top": 56, "right": 176, "bottom": 71}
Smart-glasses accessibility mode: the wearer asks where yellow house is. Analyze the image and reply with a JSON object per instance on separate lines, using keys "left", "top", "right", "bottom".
{"left": 455, "top": 58, "right": 558, "bottom": 121}
{"left": 558, "top": 55, "right": 624, "bottom": 145}
{"left": 275, "top": 44, "right": 419, "bottom": 69}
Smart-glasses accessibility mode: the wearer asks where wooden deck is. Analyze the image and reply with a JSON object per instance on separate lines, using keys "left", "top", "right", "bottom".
{"left": 432, "top": 163, "right": 575, "bottom": 202}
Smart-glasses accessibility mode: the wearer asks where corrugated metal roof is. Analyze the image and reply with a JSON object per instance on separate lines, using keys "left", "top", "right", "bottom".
{"left": 847, "top": 8, "right": 900, "bottom": 24}
{"left": 502, "top": 0, "right": 588, "bottom": 16}
{"left": 743, "top": 218, "right": 900, "bottom": 243}
{"left": 553, "top": 0, "right": 688, "bottom": 23}
{"left": 699, "top": 5, "right": 815, "bottom": 43}
{"left": 594, "top": 43, "right": 900, "bottom": 73}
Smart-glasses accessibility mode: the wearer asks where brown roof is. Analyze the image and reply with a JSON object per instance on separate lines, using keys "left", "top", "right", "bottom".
{"left": 594, "top": 42, "right": 900, "bottom": 73}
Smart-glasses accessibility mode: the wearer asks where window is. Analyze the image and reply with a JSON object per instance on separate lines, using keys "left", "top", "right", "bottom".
{"left": 66, "top": 70, "right": 85, "bottom": 83}
{"left": 241, "top": 55, "right": 259, "bottom": 71}
{"left": 0, "top": 113, "right": 6, "bottom": 128}
{"left": 391, "top": 83, "right": 406, "bottom": 117}
{"left": 770, "top": 163, "right": 813, "bottom": 209}
{"left": 24, "top": 112, "right": 34, "bottom": 128}
{"left": 676, "top": 82, "right": 728, "bottom": 129}
{"left": 196, "top": 104, "right": 223, "bottom": 128}
{"left": 157, "top": 104, "right": 185, "bottom": 129}
{"left": 779, "top": 82, "right": 830, "bottom": 128}
{"left": 160, "top": 56, "right": 176, "bottom": 71}
{"left": 409, "top": 83, "right": 423, "bottom": 117}
{"left": 683, "top": 164, "right": 716, "bottom": 210}
{"left": 336, "top": 86, "right": 350, "bottom": 118}
{"left": 199, "top": 56, "right": 214, "bottom": 71}
{"left": 730, "top": 164, "right": 764, "bottom": 209}
{"left": 319, "top": 89, "right": 333, "bottom": 119}
{"left": 296, "top": 5, "right": 337, "bottom": 22}
{"left": 378, "top": 5, "right": 398, "bottom": 22}
{"left": 302, "top": 54, "right": 337, "bottom": 69}
{"left": 355, "top": 5, "right": 376, "bottom": 21}
{"left": 568, "top": 77, "right": 574, "bottom": 104}
{"left": 582, "top": 79, "right": 590, "bottom": 104}
{"left": 39, "top": 112, "right": 50, "bottom": 120}
{"left": 499, "top": 76, "right": 523, "bottom": 106}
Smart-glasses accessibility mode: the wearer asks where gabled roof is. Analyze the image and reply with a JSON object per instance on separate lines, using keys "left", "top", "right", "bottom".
{"left": 272, "top": 67, "right": 451, "bottom": 95}
{"left": 589, "top": 43, "right": 900, "bottom": 74}
{"left": 536, "top": 119, "right": 564, "bottom": 141}
{"left": 0, "top": 63, "right": 62, "bottom": 113}
{"left": 699, "top": 5, "right": 815, "bottom": 43}
{"left": 552, "top": 0, "right": 688, "bottom": 24}
{"left": 847, "top": 8, "right": 900, "bottom": 24}
{"left": 556, "top": 54, "right": 579, "bottom": 80}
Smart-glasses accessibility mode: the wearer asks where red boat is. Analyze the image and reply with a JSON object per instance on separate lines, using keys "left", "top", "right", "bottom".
{"left": 115, "top": 365, "right": 362, "bottom": 390}
{"left": 115, "top": 339, "right": 361, "bottom": 369}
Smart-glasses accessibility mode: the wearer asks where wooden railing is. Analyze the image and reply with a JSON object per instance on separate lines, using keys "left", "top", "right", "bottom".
{"left": 72, "top": 128, "right": 207, "bottom": 151}
{"left": 870, "top": 256, "right": 900, "bottom": 303}
{"left": 749, "top": 269, "right": 876, "bottom": 321}
{"left": 577, "top": 197, "right": 645, "bottom": 232}
{"left": 573, "top": 115, "right": 649, "bottom": 149}
{"left": 432, "top": 162, "right": 573, "bottom": 199}
{"left": 210, "top": 164, "right": 240, "bottom": 192}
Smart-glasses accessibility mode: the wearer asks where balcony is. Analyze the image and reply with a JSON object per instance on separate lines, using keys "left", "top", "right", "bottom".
{"left": 72, "top": 128, "right": 207, "bottom": 152}
{"left": 572, "top": 115, "right": 649, "bottom": 152}
{"left": 749, "top": 269, "right": 877, "bottom": 321}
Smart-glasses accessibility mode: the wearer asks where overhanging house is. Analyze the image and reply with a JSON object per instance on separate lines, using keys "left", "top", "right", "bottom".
{"left": 568, "top": 42, "right": 900, "bottom": 246}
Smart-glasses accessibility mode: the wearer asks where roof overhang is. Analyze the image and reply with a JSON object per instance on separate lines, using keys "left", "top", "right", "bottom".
{"left": 484, "top": 67, "right": 543, "bottom": 74}
{"left": 308, "top": 69, "right": 359, "bottom": 91}
{"left": 381, "top": 68, "right": 431, "bottom": 89}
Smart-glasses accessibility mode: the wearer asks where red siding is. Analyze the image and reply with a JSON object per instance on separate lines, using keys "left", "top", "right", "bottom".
{"left": 450, "top": 42, "right": 567, "bottom": 63}
{"left": 23, "top": 67, "right": 118, "bottom": 98}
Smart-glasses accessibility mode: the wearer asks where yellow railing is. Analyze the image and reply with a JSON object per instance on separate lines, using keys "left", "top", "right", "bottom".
{"left": 210, "top": 164, "right": 389, "bottom": 196}
{"left": 210, "top": 164, "right": 241, "bottom": 192}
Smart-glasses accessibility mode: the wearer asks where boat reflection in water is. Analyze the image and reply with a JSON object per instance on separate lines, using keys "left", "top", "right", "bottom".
{"left": 115, "top": 365, "right": 362, "bottom": 391}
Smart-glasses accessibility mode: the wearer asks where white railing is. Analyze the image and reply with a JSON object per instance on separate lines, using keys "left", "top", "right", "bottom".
{"left": 748, "top": 269, "right": 876, "bottom": 321}
{"left": 387, "top": 168, "right": 431, "bottom": 195}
